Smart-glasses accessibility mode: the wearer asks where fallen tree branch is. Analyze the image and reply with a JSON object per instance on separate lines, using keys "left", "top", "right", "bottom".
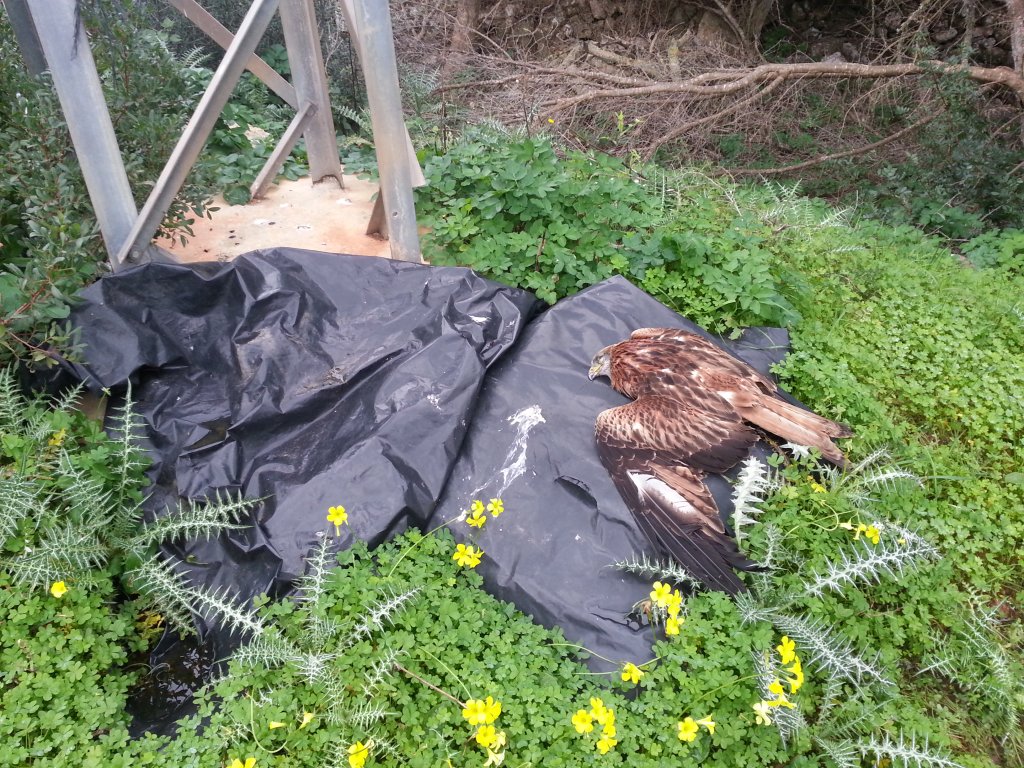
{"left": 723, "top": 110, "right": 941, "bottom": 176}
{"left": 646, "top": 74, "right": 786, "bottom": 159}
{"left": 543, "top": 61, "right": 1024, "bottom": 112}
{"left": 586, "top": 41, "right": 664, "bottom": 79}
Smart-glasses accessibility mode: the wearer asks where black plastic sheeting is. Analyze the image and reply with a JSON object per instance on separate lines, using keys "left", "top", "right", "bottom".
{"left": 428, "top": 277, "right": 789, "bottom": 671}
{"left": 69, "top": 250, "right": 540, "bottom": 727}
{"left": 68, "top": 250, "right": 790, "bottom": 727}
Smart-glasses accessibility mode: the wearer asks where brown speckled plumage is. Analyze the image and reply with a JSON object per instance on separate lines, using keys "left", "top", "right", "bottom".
{"left": 591, "top": 327, "right": 852, "bottom": 595}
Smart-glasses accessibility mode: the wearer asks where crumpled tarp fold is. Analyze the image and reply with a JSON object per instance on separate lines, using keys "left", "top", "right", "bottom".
{"left": 68, "top": 250, "right": 793, "bottom": 726}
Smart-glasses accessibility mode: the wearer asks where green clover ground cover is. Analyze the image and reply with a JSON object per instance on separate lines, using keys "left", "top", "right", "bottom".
{"left": 3, "top": 138, "right": 1023, "bottom": 768}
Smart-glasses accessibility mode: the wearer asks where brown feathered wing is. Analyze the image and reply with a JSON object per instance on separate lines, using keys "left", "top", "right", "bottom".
{"left": 595, "top": 395, "right": 760, "bottom": 595}
{"left": 608, "top": 329, "right": 852, "bottom": 465}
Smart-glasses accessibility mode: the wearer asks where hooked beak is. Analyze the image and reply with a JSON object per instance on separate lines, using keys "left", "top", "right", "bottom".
{"left": 588, "top": 366, "right": 599, "bottom": 381}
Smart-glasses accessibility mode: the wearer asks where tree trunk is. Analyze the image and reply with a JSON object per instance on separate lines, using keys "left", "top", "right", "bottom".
{"left": 1005, "top": 0, "right": 1024, "bottom": 76}
{"left": 449, "top": 0, "right": 480, "bottom": 64}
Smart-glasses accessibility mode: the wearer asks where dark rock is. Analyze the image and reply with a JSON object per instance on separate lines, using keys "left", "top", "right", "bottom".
{"left": 884, "top": 11, "right": 902, "bottom": 30}
{"left": 841, "top": 41, "right": 860, "bottom": 62}
{"left": 931, "top": 28, "right": 960, "bottom": 44}
{"left": 810, "top": 39, "right": 840, "bottom": 59}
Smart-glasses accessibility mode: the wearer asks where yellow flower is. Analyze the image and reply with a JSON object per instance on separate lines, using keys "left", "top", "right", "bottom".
{"left": 665, "top": 589, "right": 683, "bottom": 618}
{"left": 621, "top": 662, "right": 644, "bottom": 685}
{"left": 50, "top": 581, "right": 68, "bottom": 599}
{"left": 487, "top": 498, "right": 504, "bottom": 517}
{"left": 467, "top": 510, "right": 487, "bottom": 528}
{"left": 572, "top": 709, "right": 594, "bottom": 734}
{"left": 595, "top": 734, "right": 617, "bottom": 754}
{"left": 463, "top": 699, "right": 488, "bottom": 726}
{"left": 590, "top": 699, "right": 614, "bottom": 727}
{"left": 227, "top": 759, "right": 257, "bottom": 768}
{"left": 327, "top": 505, "right": 348, "bottom": 536}
{"left": 850, "top": 522, "right": 881, "bottom": 544}
{"left": 665, "top": 615, "right": 681, "bottom": 636}
{"left": 777, "top": 635, "right": 796, "bottom": 665}
{"left": 268, "top": 721, "right": 285, "bottom": 729}
{"left": 786, "top": 658, "right": 804, "bottom": 693}
{"left": 696, "top": 716, "right": 716, "bottom": 735}
{"left": 470, "top": 499, "right": 486, "bottom": 516}
{"left": 650, "top": 581, "right": 672, "bottom": 607}
{"left": 807, "top": 475, "right": 827, "bottom": 493}
{"left": 677, "top": 717, "right": 699, "bottom": 742}
{"left": 299, "top": 711, "right": 314, "bottom": 729}
{"left": 753, "top": 700, "right": 773, "bottom": 725}
{"left": 464, "top": 696, "right": 501, "bottom": 725}
{"left": 767, "top": 678, "right": 796, "bottom": 708}
{"left": 48, "top": 428, "right": 67, "bottom": 447}
{"left": 602, "top": 722, "right": 616, "bottom": 738}
{"left": 547, "top": 118, "right": 555, "bottom": 124}
{"left": 453, "top": 543, "right": 483, "bottom": 568}
{"left": 476, "top": 725, "right": 497, "bottom": 748}
{"left": 347, "top": 741, "right": 370, "bottom": 768}
{"left": 485, "top": 696, "right": 505, "bottom": 724}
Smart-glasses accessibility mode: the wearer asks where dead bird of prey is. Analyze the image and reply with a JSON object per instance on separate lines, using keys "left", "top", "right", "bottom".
{"left": 589, "top": 327, "right": 852, "bottom": 594}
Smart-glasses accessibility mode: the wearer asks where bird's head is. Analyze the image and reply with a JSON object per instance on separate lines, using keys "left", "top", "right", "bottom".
{"left": 588, "top": 347, "right": 613, "bottom": 380}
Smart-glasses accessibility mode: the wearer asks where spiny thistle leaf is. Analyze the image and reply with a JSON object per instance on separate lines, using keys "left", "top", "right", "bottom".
{"left": 294, "top": 651, "right": 338, "bottom": 683}
{"left": 187, "top": 583, "right": 266, "bottom": 639}
{"left": 731, "top": 456, "right": 776, "bottom": 548}
{"left": 126, "top": 490, "right": 255, "bottom": 553}
{"left": 920, "top": 600, "right": 1021, "bottom": 750}
{"left": 35, "top": 521, "right": 107, "bottom": 573}
{"left": 3, "top": 549, "right": 64, "bottom": 589}
{"left": 857, "top": 732, "right": 966, "bottom": 768}
{"left": 297, "top": 534, "right": 335, "bottom": 610}
{"left": 345, "top": 701, "right": 395, "bottom": 728}
{"left": 820, "top": 449, "right": 921, "bottom": 508}
{"left": 746, "top": 605, "right": 894, "bottom": 691}
{"left": 0, "top": 367, "right": 22, "bottom": 429}
{"left": 801, "top": 532, "right": 939, "bottom": 597}
{"left": 231, "top": 632, "right": 302, "bottom": 670}
{"left": 613, "top": 552, "right": 700, "bottom": 587}
{"left": 364, "top": 647, "right": 401, "bottom": 693}
{"left": 815, "top": 737, "right": 859, "bottom": 768}
{"left": 56, "top": 451, "right": 116, "bottom": 528}
{"left": 105, "top": 390, "right": 149, "bottom": 506}
{"left": 127, "top": 556, "right": 199, "bottom": 634}
{"left": 0, "top": 475, "right": 36, "bottom": 543}
{"left": 343, "top": 588, "right": 420, "bottom": 648}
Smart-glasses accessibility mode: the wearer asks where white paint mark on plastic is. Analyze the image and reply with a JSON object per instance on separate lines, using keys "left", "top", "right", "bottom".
{"left": 471, "top": 405, "right": 545, "bottom": 500}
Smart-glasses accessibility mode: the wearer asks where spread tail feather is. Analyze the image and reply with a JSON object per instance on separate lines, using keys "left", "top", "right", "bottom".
{"left": 734, "top": 396, "right": 851, "bottom": 466}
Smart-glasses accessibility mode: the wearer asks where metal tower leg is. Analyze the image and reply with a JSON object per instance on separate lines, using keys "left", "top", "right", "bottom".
{"left": 279, "top": 0, "right": 344, "bottom": 186}
{"left": 349, "top": 0, "right": 421, "bottom": 262}
{"left": 115, "top": 0, "right": 280, "bottom": 266}
{"left": 25, "top": 0, "right": 139, "bottom": 270}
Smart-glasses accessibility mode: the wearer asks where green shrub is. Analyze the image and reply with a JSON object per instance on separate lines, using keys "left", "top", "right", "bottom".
{"left": 961, "top": 228, "right": 1024, "bottom": 273}
{"left": 0, "top": 3, "right": 215, "bottom": 367}
{"left": 0, "top": 571, "right": 145, "bottom": 767}
{"left": 857, "top": 71, "right": 1024, "bottom": 238}
{"left": 416, "top": 135, "right": 796, "bottom": 329}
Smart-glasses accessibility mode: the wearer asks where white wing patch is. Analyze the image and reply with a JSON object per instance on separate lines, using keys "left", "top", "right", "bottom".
{"left": 627, "top": 472, "right": 701, "bottom": 522}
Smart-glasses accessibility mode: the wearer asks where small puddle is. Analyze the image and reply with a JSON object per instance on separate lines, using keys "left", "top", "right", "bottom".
{"left": 127, "top": 634, "right": 216, "bottom": 736}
